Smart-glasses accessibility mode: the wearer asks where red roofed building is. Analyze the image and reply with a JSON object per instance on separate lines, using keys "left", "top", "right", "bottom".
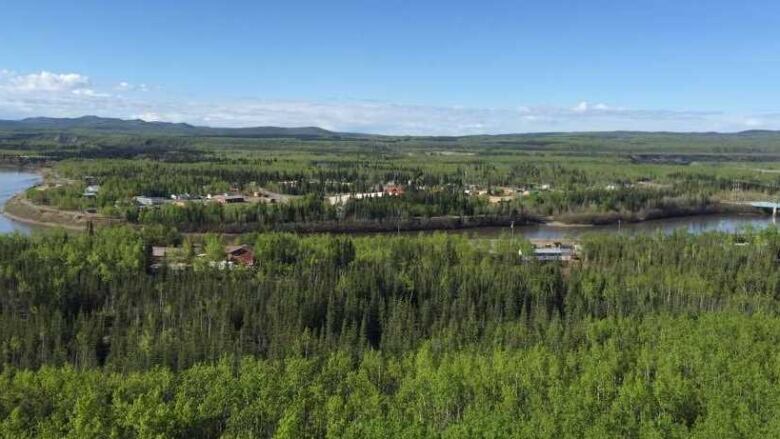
{"left": 383, "top": 183, "right": 405, "bottom": 196}
{"left": 225, "top": 245, "right": 255, "bottom": 267}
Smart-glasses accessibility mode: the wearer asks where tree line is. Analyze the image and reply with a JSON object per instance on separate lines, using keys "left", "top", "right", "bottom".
{"left": 3, "top": 228, "right": 780, "bottom": 371}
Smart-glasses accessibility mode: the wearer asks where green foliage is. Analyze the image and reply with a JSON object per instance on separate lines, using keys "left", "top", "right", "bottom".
{"left": 10, "top": 118, "right": 780, "bottom": 436}
{"left": 2, "top": 225, "right": 780, "bottom": 436}
{"left": 2, "top": 315, "right": 780, "bottom": 437}
{"left": 203, "top": 233, "right": 225, "bottom": 262}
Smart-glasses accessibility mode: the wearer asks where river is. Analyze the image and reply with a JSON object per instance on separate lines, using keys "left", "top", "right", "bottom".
{"left": 425, "top": 214, "right": 779, "bottom": 240}
{"left": 0, "top": 169, "right": 777, "bottom": 238}
{"left": 0, "top": 169, "right": 42, "bottom": 234}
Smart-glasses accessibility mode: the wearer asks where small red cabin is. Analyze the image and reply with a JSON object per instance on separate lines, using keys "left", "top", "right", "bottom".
{"left": 383, "top": 184, "right": 405, "bottom": 196}
{"left": 225, "top": 245, "right": 255, "bottom": 267}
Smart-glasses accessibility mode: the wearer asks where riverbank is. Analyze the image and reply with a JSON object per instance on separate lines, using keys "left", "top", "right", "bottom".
{"left": 0, "top": 167, "right": 767, "bottom": 235}
{"left": 2, "top": 192, "right": 766, "bottom": 236}
{"left": 552, "top": 202, "right": 756, "bottom": 226}
{"left": 0, "top": 165, "right": 123, "bottom": 232}
{"left": 2, "top": 194, "right": 122, "bottom": 231}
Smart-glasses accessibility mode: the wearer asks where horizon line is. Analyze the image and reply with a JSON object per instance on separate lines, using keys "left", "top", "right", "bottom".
{"left": 2, "top": 114, "right": 776, "bottom": 138}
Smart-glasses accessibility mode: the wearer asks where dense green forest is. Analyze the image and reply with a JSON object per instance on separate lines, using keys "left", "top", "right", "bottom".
{"left": 2, "top": 227, "right": 780, "bottom": 436}
{"left": 5, "top": 315, "right": 780, "bottom": 438}
{"left": 4, "top": 120, "right": 780, "bottom": 436}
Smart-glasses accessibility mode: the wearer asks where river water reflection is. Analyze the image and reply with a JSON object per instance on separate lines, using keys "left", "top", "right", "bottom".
{"left": 412, "top": 214, "right": 779, "bottom": 240}
{"left": 0, "top": 170, "right": 42, "bottom": 234}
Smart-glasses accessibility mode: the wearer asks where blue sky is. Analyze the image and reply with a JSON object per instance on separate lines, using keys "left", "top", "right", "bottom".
{"left": 1, "top": 0, "right": 780, "bottom": 134}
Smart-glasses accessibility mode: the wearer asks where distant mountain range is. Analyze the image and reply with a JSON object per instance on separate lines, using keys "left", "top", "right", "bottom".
{"left": 0, "top": 116, "right": 346, "bottom": 138}
{"left": 1, "top": 115, "right": 779, "bottom": 141}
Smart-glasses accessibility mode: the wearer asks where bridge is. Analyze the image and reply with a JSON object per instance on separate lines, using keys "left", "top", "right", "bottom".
{"left": 723, "top": 200, "right": 780, "bottom": 221}
{"left": 729, "top": 179, "right": 780, "bottom": 216}
{"left": 736, "top": 201, "right": 780, "bottom": 220}
{"left": 747, "top": 201, "right": 780, "bottom": 211}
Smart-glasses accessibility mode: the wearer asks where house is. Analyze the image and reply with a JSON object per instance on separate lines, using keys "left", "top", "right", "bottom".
{"left": 464, "top": 185, "right": 489, "bottom": 196}
{"left": 151, "top": 246, "right": 175, "bottom": 260}
{"left": 383, "top": 183, "right": 405, "bottom": 196}
{"left": 170, "top": 194, "right": 203, "bottom": 206}
{"left": 208, "top": 260, "right": 236, "bottom": 270}
{"left": 250, "top": 188, "right": 284, "bottom": 204}
{"left": 134, "top": 196, "right": 170, "bottom": 207}
{"left": 532, "top": 246, "right": 575, "bottom": 262}
{"left": 213, "top": 194, "right": 246, "bottom": 204}
{"left": 149, "top": 247, "right": 191, "bottom": 271}
{"left": 225, "top": 245, "right": 255, "bottom": 266}
{"left": 489, "top": 195, "right": 514, "bottom": 204}
{"left": 326, "top": 192, "right": 385, "bottom": 205}
{"left": 150, "top": 262, "right": 190, "bottom": 272}
{"left": 83, "top": 185, "right": 100, "bottom": 198}
{"left": 520, "top": 243, "right": 577, "bottom": 262}
{"left": 327, "top": 194, "right": 354, "bottom": 205}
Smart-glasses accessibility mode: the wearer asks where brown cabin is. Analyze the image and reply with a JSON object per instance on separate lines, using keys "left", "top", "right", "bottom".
{"left": 225, "top": 245, "right": 255, "bottom": 267}
{"left": 213, "top": 194, "right": 246, "bottom": 204}
{"left": 383, "top": 184, "right": 405, "bottom": 196}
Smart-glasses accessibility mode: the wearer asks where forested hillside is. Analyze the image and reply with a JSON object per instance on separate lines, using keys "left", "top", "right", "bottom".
{"left": 2, "top": 227, "right": 780, "bottom": 436}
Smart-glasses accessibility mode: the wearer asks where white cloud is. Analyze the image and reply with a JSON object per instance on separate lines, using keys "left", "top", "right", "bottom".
{"left": 71, "top": 88, "right": 110, "bottom": 98}
{"left": 116, "top": 81, "right": 149, "bottom": 92}
{"left": 572, "top": 101, "right": 610, "bottom": 113}
{"left": 1, "top": 69, "right": 780, "bottom": 135}
{"left": 572, "top": 101, "right": 589, "bottom": 112}
{"left": 6, "top": 71, "right": 90, "bottom": 92}
{"left": 131, "top": 100, "right": 723, "bottom": 135}
{"left": 741, "top": 118, "right": 763, "bottom": 128}
{"left": 131, "top": 112, "right": 167, "bottom": 122}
